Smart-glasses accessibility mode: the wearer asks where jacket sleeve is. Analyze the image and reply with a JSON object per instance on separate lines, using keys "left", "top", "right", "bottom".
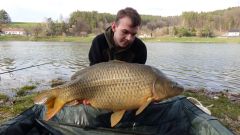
{"left": 136, "top": 40, "right": 147, "bottom": 64}
{"left": 88, "top": 37, "right": 103, "bottom": 66}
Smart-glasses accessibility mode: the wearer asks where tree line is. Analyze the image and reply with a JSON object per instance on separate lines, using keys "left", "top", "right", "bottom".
{"left": 0, "top": 7, "right": 240, "bottom": 37}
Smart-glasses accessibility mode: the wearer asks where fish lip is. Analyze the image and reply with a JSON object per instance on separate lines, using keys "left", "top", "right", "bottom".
{"left": 179, "top": 86, "right": 184, "bottom": 93}
{"left": 175, "top": 83, "right": 184, "bottom": 94}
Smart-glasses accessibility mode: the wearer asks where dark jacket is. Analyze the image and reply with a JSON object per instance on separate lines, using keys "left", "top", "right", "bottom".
{"left": 88, "top": 27, "right": 147, "bottom": 66}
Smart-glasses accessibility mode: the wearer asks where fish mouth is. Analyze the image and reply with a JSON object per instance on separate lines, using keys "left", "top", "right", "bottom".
{"left": 175, "top": 83, "right": 184, "bottom": 94}
{"left": 169, "top": 82, "right": 184, "bottom": 96}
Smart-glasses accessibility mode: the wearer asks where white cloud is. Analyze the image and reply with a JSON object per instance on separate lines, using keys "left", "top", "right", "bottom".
{"left": 0, "top": 0, "right": 239, "bottom": 22}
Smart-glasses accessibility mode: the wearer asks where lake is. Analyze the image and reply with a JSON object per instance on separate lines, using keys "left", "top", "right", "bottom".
{"left": 0, "top": 41, "right": 240, "bottom": 96}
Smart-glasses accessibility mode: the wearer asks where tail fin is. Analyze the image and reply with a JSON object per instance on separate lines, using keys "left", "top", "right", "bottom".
{"left": 45, "top": 98, "right": 65, "bottom": 121}
{"left": 34, "top": 88, "right": 59, "bottom": 105}
{"left": 34, "top": 88, "right": 65, "bottom": 121}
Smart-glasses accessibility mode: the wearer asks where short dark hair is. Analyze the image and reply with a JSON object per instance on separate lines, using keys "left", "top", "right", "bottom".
{"left": 115, "top": 7, "right": 141, "bottom": 27}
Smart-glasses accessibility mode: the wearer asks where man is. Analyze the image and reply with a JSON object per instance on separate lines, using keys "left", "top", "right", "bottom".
{"left": 81, "top": 7, "right": 147, "bottom": 127}
{"left": 89, "top": 7, "right": 147, "bottom": 66}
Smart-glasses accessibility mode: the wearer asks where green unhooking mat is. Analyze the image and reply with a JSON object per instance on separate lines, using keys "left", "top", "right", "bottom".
{"left": 0, "top": 96, "right": 234, "bottom": 135}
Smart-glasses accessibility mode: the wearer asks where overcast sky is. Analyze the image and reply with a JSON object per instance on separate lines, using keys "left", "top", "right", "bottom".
{"left": 0, "top": 0, "right": 239, "bottom": 22}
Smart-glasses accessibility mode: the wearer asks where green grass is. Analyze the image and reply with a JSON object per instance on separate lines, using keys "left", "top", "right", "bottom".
{"left": 16, "top": 85, "right": 36, "bottom": 96}
{"left": 1, "top": 35, "right": 240, "bottom": 43}
{"left": 0, "top": 93, "right": 37, "bottom": 124}
{"left": 31, "top": 36, "right": 94, "bottom": 42}
{"left": 141, "top": 36, "right": 240, "bottom": 43}
{"left": 183, "top": 91, "right": 240, "bottom": 121}
{"left": 0, "top": 85, "right": 37, "bottom": 123}
{"left": 0, "top": 35, "right": 30, "bottom": 41}
{"left": 182, "top": 91, "right": 240, "bottom": 134}
{"left": 0, "top": 35, "right": 94, "bottom": 42}
{"left": 0, "top": 93, "right": 9, "bottom": 101}
{"left": 8, "top": 22, "right": 40, "bottom": 29}
{"left": 11, "top": 94, "right": 37, "bottom": 114}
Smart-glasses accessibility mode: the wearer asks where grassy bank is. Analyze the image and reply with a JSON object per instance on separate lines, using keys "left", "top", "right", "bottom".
{"left": 0, "top": 85, "right": 37, "bottom": 124}
{"left": 1, "top": 35, "right": 240, "bottom": 43}
{"left": 9, "top": 22, "right": 39, "bottom": 29}
{"left": 142, "top": 36, "right": 240, "bottom": 43}
{"left": 0, "top": 35, "right": 94, "bottom": 42}
{"left": 183, "top": 90, "right": 240, "bottom": 134}
{"left": 0, "top": 94, "right": 37, "bottom": 123}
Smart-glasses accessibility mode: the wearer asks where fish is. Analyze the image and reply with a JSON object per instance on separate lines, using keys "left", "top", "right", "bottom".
{"left": 34, "top": 60, "right": 184, "bottom": 127}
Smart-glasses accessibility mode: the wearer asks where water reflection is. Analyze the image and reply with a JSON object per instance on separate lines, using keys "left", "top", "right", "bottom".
{"left": 147, "top": 42, "right": 240, "bottom": 93}
{"left": 0, "top": 41, "right": 90, "bottom": 96}
{"left": 0, "top": 58, "right": 16, "bottom": 72}
{"left": 0, "top": 41, "right": 240, "bottom": 96}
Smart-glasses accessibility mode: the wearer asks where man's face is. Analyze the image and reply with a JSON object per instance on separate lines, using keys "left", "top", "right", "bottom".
{"left": 112, "top": 17, "right": 139, "bottom": 48}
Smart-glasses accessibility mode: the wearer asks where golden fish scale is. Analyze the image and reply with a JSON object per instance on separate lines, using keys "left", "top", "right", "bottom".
{"left": 58, "top": 62, "right": 157, "bottom": 110}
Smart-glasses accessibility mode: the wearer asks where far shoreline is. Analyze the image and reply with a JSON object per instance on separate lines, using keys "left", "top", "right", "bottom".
{"left": 1, "top": 35, "right": 240, "bottom": 43}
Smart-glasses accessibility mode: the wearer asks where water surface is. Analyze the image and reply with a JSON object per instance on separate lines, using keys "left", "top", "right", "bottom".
{"left": 147, "top": 42, "right": 240, "bottom": 93}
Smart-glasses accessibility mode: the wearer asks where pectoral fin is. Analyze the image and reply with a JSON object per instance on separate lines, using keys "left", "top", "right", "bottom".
{"left": 136, "top": 97, "right": 153, "bottom": 115}
{"left": 65, "top": 100, "right": 80, "bottom": 106}
{"left": 111, "top": 110, "right": 126, "bottom": 127}
{"left": 65, "top": 99, "right": 90, "bottom": 106}
{"left": 45, "top": 98, "right": 65, "bottom": 121}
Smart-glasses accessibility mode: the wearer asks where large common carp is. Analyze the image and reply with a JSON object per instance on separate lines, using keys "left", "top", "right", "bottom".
{"left": 34, "top": 61, "right": 184, "bottom": 127}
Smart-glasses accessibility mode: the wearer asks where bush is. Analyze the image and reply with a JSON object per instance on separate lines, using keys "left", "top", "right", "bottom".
{"left": 173, "top": 27, "right": 196, "bottom": 37}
